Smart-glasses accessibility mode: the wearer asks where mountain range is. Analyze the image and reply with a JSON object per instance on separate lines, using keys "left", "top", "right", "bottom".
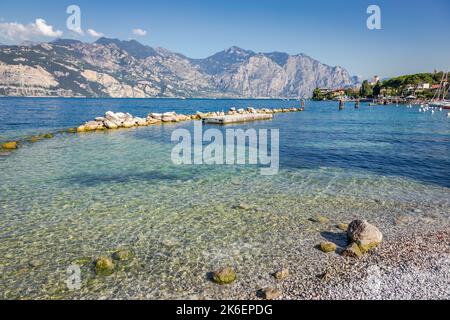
{"left": 0, "top": 38, "right": 359, "bottom": 98}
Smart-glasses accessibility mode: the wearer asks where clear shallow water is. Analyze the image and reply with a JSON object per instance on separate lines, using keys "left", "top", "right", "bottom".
{"left": 0, "top": 98, "right": 449, "bottom": 299}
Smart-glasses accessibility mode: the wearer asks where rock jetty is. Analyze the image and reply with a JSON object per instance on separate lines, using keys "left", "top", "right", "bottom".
{"left": 77, "top": 107, "right": 304, "bottom": 132}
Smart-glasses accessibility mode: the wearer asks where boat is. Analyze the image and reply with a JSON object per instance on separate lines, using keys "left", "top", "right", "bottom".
{"left": 430, "top": 100, "right": 450, "bottom": 109}
{"left": 430, "top": 71, "right": 450, "bottom": 109}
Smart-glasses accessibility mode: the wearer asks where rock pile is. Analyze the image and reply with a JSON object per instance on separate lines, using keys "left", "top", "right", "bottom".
{"left": 76, "top": 107, "right": 304, "bottom": 132}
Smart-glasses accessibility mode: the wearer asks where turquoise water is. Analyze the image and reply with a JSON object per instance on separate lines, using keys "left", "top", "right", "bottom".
{"left": 0, "top": 98, "right": 449, "bottom": 299}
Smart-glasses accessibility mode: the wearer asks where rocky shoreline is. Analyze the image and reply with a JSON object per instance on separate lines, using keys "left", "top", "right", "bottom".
{"left": 283, "top": 229, "right": 450, "bottom": 300}
{"left": 191, "top": 227, "right": 450, "bottom": 300}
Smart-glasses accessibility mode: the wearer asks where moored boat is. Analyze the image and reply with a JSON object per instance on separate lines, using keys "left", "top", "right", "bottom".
{"left": 430, "top": 100, "right": 450, "bottom": 109}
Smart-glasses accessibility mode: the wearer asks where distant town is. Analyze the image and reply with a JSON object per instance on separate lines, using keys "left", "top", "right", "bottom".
{"left": 313, "top": 71, "right": 450, "bottom": 103}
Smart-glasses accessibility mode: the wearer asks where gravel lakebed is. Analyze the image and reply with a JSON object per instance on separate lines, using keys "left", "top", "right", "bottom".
{"left": 198, "top": 228, "right": 450, "bottom": 300}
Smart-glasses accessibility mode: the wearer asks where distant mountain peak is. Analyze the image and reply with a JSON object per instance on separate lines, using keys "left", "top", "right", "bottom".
{"left": 224, "top": 46, "right": 254, "bottom": 55}
{"left": 95, "top": 37, "right": 122, "bottom": 46}
{"left": 51, "top": 39, "right": 82, "bottom": 46}
{"left": 95, "top": 37, "right": 158, "bottom": 59}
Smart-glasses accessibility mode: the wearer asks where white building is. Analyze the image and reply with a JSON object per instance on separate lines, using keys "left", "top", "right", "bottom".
{"left": 417, "top": 83, "right": 430, "bottom": 90}
{"left": 370, "top": 75, "right": 380, "bottom": 85}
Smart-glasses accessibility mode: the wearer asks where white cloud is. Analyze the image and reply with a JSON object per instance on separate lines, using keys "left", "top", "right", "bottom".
{"left": 0, "top": 19, "right": 63, "bottom": 42}
{"left": 35, "top": 19, "right": 63, "bottom": 37}
{"left": 87, "top": 28, "right": 104, "bottom": 38}
{"left": 132, "top": 28, "right": 147, "bottom": 37}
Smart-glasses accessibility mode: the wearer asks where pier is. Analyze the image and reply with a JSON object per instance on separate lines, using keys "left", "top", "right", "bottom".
{"left": 203, "top": 113, "right": 273, "bottom": 124}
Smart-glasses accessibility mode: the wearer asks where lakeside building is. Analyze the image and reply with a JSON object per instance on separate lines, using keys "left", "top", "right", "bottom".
{"left": 370, "top": 75, "right": 380, "bottom": 85}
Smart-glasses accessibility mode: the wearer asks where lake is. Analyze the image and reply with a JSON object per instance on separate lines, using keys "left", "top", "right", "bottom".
{"left": 0, "top": 98, "right": 449, "bottom": 299}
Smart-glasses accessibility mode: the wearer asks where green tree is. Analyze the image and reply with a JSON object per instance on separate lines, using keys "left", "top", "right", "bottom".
{"left": 344, "top": 88, "right": 359, "bottom": 99}
{"left": 373, "top": 82, "right": 382, "bottom": 97}
{"left": 360, "top": 80, "right": 373, "bottom": 98}
{"left": 312, "top": 88, "right": 324, "bottom": 101}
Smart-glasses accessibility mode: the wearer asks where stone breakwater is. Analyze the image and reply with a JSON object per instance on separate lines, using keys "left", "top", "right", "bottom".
{"left": 76, "top": 107, "right": 304, "bottom": 132}
{"left": 0, "top": 106, "right": 304, "bottom": 153}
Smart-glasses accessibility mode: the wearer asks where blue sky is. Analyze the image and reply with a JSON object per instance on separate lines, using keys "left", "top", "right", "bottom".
{"left": 0, "top": 0, "right": 449, "bottom": 79}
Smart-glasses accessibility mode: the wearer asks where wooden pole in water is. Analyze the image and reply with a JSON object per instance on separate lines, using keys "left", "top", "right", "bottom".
{"left": 300, "top": 99, "right": 305, "bottom": 111}
{"left": 355, "top": 99, "right": 360, "bottom": 109}
{"left": 339, "top": 99, "right": 345, "bottom": 110}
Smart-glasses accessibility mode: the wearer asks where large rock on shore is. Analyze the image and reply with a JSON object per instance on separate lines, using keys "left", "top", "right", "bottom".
{"left": 112, "top": 249, "right": 134, "bottom": 261}
{"left": 347, "top": 220, "right": 383, "bottom": 252}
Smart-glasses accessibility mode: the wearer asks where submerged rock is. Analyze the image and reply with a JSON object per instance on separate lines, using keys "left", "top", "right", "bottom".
{"left": 43, "top": 133, "right": 54, "bottom": 139}
{"left": 319, "top": 241, "right": 337, "bottom": 253}
{"left": 309, "top": 216, "right": 329, "bottom": 224}
{"left": 95, "top": 256, "right": 115, "bottom": 276}
{"left": 347, "top": 220, "right": 383, "bottom": 252}
{"left": 273, "top": 268, "right": 289, "bottom": 280}
{"left": 28, "top": 259, "right": 44, "bottom": 268}
{"left": 235, "top": 202, "right": 251, "bottom": 210}
{"left": 30, "top": 136, "right": 41, "bottom": 142}
{"left": 211, "top": 267, "right": 237, "bottom": 285}
{"left": 73, "top": 257, "right": 92, "bottom": 267}
{"left": 77, "top": 125, "right": 86, "bottom": 133}
{"left": 2, "top": 141, "right": 18, "bottom": 150}
{"left": 112, "top": 249, "right": 134, "bottom": 261}
{"left": 259, "top": 287, "right": 281, "bottom": 300}
{"left": 67, "top": 128, "right": 77, "bottom": 134}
